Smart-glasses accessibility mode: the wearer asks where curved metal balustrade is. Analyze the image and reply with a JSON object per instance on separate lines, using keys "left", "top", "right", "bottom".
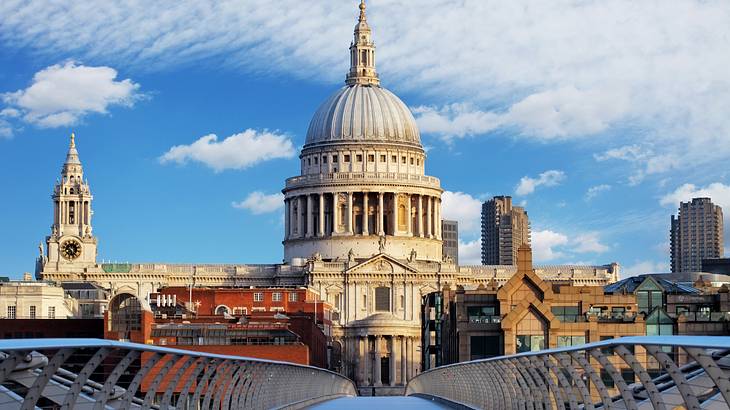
{"left": 406, "top": 336, "right": 730, "bottom": 410}
{"left": 0, "top": 338, "right": 356, "bottom": 409}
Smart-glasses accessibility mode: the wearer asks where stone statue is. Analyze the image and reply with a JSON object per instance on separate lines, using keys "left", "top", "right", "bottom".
{"left": 408, "top": 248, "right": 417, "bottom": 262}
{"left": 38, "top": 242, "right": 44, "bottom": 257}
{"left": 378, "top": 235, "right": 386, "bottom": 253}
{"left": 442, "top": 253, "right": 453, "bottom": 263}
{"left": 311, "top": 251, "right": 322, "bottom": 261}
{"left": 85, "top": 225, "right": 92, "bottom": 237}
{"left": 347, "top": 248, "right": 355, "bottom": 263}
{"left": 51, "top": 225, "right": 58, "bottom": 237}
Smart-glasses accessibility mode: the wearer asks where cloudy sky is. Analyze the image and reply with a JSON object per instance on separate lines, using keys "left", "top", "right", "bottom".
{"left": 1, "top": 0, "right": 729, "bottom": 278}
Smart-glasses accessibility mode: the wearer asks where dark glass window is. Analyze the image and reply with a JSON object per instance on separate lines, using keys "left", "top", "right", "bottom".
{"left": 375, "top": 287, "right": 390, "bottom": 311}
{"left": 470, "top": 336, "right": 500, "bottom": 360}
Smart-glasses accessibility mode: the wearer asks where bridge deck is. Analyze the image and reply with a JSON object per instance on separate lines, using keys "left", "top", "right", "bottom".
{"left": 310, "top": 396, "right": 454, "bottom": 409}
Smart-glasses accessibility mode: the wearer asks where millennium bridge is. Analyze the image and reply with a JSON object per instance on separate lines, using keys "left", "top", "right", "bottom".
{"left": 1, "top": 336, "right": 728, "bottom": 409}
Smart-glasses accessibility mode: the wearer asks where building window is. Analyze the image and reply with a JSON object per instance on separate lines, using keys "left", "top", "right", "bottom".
{"left": 288, "top": 292, "right": 299, "bottom": 302}
{"left": 29, "top": 305, "right": 36, "bottom": 319}
{"left": 380, "top": 155, "right": 386, "bottom": 162}
{"left": 323, "top": 156, "right": 328, "bottom": 164}
{"left": 552, "top": 306, "right": 582, "bottom": 322}
{"left": 410, "top": 157, "right": 414, "bottom": 165}
{"left": 314, "top": 157, "right": 318, "bottom": 164}
{"left": 375, "top": 287, "right": 390, "bottom": 311}
{"left": 368, "top": 154, "right": 375, "bottom": 162}
{"left": 271, "top": 307, "right": 285, "bottom": 312}
{"left": 362, "top": 294, "right": 367, "bottom": 309}
{"left": 272, "top": 292, "right": 282, "bottom": 302}
{"left": 556, "top": 335, "right": 586, "bottom": 347}
{"left": 621, "top": 369, "right": 635, "bottom": 384}
{"left": 417, "top": 159, "right": 420, "bottom": 165}
{"left": 467, "top": 305, "right": 500, "bottom": 324}
{"left": 7, "top": 306, "right": 16, "bottom": 319}
{"left": 254, "top": 292, "right": 264, "bottom": 302}
{"left": 516, "top": 335, "right": 545, "bottom": 353}
{"left": 392, "top": 155, "right": 397, "bottom": 162}
{"left": 401, "top": 156, "right": 406, "bottom": 164}
{"left": 332, "top": 156, "right": 338, "bottom": 163}
{"left": 356, "top": 154, "right": 363, "bottom": 162}
{"left": 600, "top": 369, "right": 615, "bottom": 388}
{"left": 307, "top": 158, "right": 311, "bottom": 165}
{"left": 48, "top": 306, "right": 55, "bottom": 319}
{"left": 470, "top": 336, "right": 501, "bottom": 360}
{"left": 215, "top": 305, "right": 230, "bottom": 316}
{"left": 344, "top": 155, "right": 351, "bottom": 162}
{"left": 233, "top": 307, "right": 248, "bottom": 315}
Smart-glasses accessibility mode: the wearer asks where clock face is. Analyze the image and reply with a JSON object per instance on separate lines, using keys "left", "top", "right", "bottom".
{"left": 61, "top": 240, "right": 82, "bottom": 260}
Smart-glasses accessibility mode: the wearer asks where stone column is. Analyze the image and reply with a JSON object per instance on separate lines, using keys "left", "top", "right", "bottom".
{"left": 332, "top": 193, "right": 338, "bottom": 234}
{"left": 406, "top": 194, "right": 413, "bottom": 236}
{"left": 284, "top": 199, "right": 290, "bottom": 240}
{"left": 401, "top": 336, "right": 407, "bottom": 385}
{"left": 364, "top": 336, "right": 371, "bottom": 386}
{"left": 389, "top": 336, "right": 396, "bottom": 387}
{"left": 374, "top": 335, "right": 382, "bottom": 387}
{"left": 391, "top": 192, "right": 398, "bottom": 235}
{"left": 297, "top": 196, "right": 304, "bottom": 238}
{"left": 377, "top": 192, "right": 385, "bottom": 236}
{"left": 306, "top": 195, "right": 313, "bottom": 238}
{"left": 426, "top": 196, "right": 433, "bottom": 238}
{"left": 436, "top": 199, "right": 442, "bottom": 240}
{"left": 358, "top": 336, "right": 365, "bottom": 385}
{"left": 290, "top": 197, "right": 298, "bottom": 238}
{"left": 347, "top": 192, "right": 354, "bottom": 235}
{"left": 362, "top": 192, "right": 369, "bottom": 235}
{"left": 417, "top": 195, "right": 423, "bottom": 237}
{"left": 406, "top": 337, "right": 412, "bottom": 381}
{"left": 318, "top": 193, "right": 325, "bottom": 237}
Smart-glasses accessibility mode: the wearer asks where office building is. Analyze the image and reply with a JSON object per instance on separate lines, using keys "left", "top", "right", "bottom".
{"left": 441, "top": 220, "right": 459, "bottom": 264}
{"left": 670, "top": 197, "right": 724, "bottom": 272}
{"left": 481, "top": 196, "right": 530, "bottom": 265}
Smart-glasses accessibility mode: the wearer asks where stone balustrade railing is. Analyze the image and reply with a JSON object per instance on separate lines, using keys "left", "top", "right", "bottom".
{"left": 285, "top": 172, "right": 441, "bottom": 189}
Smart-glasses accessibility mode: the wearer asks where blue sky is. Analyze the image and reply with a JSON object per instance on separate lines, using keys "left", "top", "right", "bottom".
{"left": 1, "top": 0, "right": 730, "bottom": 278}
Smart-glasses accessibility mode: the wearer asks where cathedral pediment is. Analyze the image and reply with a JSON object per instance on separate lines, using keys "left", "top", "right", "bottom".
{"left": 345, "top": 253, "right": 417, "bottom": 275}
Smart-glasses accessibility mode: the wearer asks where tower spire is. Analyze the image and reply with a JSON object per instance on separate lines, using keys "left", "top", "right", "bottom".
{"left": 65, "top": 132, "right": 81, "bottom": 165}
{"left": 346, "top": 0, "right": 380, "bottom": 86}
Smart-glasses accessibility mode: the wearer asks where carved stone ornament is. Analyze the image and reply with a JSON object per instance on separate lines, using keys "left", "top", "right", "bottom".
{"left": 374, "top": 260, "right": 391, "bottom": 272}
{"left": 338, "top": 193, "right": 348, "bottom": 203}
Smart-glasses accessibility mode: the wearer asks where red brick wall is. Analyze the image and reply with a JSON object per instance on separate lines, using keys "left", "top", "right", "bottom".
{"left": 140, "top": 344, "right": 310, "bottom": 393}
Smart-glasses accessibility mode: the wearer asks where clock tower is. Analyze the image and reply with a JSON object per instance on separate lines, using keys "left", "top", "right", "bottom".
{"left": 38, "top": 133, "right": 98, "bottom": 277}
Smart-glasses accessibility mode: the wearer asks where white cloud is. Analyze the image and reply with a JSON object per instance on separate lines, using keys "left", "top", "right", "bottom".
{"left": 573, "top": 232, "right": 610, "bottom": 254}
{"left": 3, "top": 2, "right": 730, "bottom": 174}
{"left": 533, "top": 229, "right": 610, "bottom": 262}
{"left": 159, "top": 129, "right": 296, "bottom": 172}
{"left": 594, "top": 145, "right": 645, "bottom": 162}
{"left": 459, "top": 239, "right": 482, "bottom": 266}
{"left": 2, "top": 61, "right": 141, "bottom": 128}
{"left": 440, "top": 191, "right": 482, "bottom": 236}
{"left": 0, "top": 119, "right": 12, "bottom": 139}
{"left": 232, "top": 191, "right": 284, "bottom": 214}
{"left": 515, "top": 170, "right": 565, "bottom": 196}
{"left": 412, "top": 104, "right": 502, "bottom": 141}
{"left": 660, "top": 183, "right": 730, "bottom": 210}
{"left": 533, "top": 230, "right": 569, "bottom": 261}
{"left": 622, "top": 260, "right": 669, "bottom": 278}
{"left": 585, "top": 184, "right": 611, "bottom": 200}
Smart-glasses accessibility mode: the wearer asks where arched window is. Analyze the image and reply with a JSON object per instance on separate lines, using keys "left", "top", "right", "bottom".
{"left": 215, "top": 305, "right": 230, "bottom": 316}
{"left": 361, "top": 50, "right": 367, "bottom": 66}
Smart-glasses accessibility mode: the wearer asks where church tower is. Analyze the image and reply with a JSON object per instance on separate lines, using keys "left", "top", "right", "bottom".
{"left": 38, "top": 133, "right": 98, "bottom": 277}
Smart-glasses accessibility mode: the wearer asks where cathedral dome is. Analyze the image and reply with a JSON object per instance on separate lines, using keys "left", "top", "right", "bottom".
{"left": 304, "top": 84, "right": 421, "bottom": 147}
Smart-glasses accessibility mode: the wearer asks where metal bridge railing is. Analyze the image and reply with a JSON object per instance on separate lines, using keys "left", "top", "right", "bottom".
{"left": 406, "top": 336, "right": 730, "bottom": 410}
{"left": 0, "top": 338, "right": 356, "bottom": 409}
